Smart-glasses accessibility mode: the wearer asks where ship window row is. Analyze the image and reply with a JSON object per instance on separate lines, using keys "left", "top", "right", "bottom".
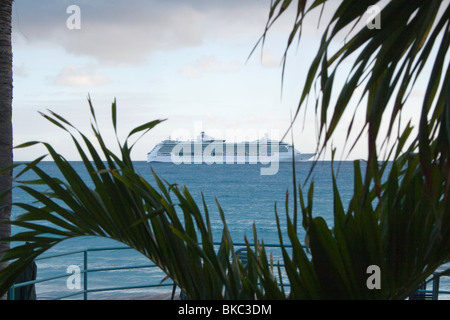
{"left": 164, "top": 152, "right": 276, "bottom": 156}
{"left": 158, "top": 145, "right": 288, "bottom": 154}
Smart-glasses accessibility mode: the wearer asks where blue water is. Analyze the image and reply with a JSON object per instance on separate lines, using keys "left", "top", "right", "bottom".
{"left": 9, "top": 161, "right": 449, "bottom": 299}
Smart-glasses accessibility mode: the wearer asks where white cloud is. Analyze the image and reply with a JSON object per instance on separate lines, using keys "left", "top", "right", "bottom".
{"left": 178, "top": 65, "right": 200, "bottom": 78}
{"left": 197, "top": 56, "right": 241, "bottom": 72}
{"left": 53, "top": 65, "right": 111, "bottom": 87}
{"left": 13, "top": 63, "right": 28, "bottom": 77}
{"left": 260, "top": 51, "right": 281, "bottom": 68}
{"left": 12, "top": 0, "right": 277, "bottom": 64}
{"left": 178, "top": 55, "right": 241, "bottom": 78}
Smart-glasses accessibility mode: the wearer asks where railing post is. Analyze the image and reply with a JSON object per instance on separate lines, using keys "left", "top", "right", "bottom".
{"left": 8, "top": 286, "right": 14, "bottom": 300}
{"left": 83, "top": 250, "right": 88, "bottom": 300}
{"left": 432, "top": 272, "right": 440, "bottom": 300}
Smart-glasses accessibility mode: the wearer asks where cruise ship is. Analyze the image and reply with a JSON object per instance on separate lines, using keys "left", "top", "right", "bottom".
{"left": 147, "top": 132, "right": 315, "bottom": 164}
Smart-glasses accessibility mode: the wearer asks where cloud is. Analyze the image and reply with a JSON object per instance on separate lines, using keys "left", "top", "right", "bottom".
{"left": 196, "top": 56, "right": 241, "bottom": 72}
{"left": 13, "top": 63, "right": 28, "bottom": 77}
{"left": 178, "top": 55, "right": 241, "bottom": 78}
{"left": 178, "top": 65, "right": 200, "bottom": 78}
{"left": 260, "top": 51, "right": 281, "bottom": 68}
{"left": 52, "top": 65, "right": 111, "bottom": 87}
{"left": 12, "top": 0, "right": 277, "bottom": 64}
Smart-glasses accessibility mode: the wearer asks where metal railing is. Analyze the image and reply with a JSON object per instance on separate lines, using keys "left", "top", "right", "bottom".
{"left": 7, "top": 246, "right": 175, "bottom": 300}
{"left": 7, "top": 244, "right": 450, "bottom": 300}
{"left": 412, "top": 270, "right": 450, "bottom": 300}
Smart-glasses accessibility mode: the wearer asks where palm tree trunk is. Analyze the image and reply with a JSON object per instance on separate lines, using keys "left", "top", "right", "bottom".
{"left": 0, "top": 0, "right": 13, "bottom": 300}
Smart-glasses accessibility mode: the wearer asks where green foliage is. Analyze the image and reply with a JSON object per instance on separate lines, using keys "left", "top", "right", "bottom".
{"left": 255, "top": 0, "right": 450, "bottom": 299}
{"left": 1, "top": 0, "right": 449, "bottom": 300}
{"left": 259, "top": 1, "right": 450, "bottom": 164}
{"left": 1, "top": 98, "right": 449, "bottom": 300}
{"left": 0, "top": 99, "right": 255, "bottom": 299}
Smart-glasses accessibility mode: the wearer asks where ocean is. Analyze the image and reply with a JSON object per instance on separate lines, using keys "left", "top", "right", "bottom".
{"left": 9, "top": 161, "right": 449, "bottom": 299}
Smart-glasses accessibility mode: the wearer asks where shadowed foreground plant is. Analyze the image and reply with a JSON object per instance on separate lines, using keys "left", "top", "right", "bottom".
{"left": 0, "top": 98, "right": 266, "bottom": 299}
{"left": 2, "top": 0, "right": 450, "bottom": 300}
{"left": 0, "top": 98, "right": 449, "bottom": 299}
{"left": 249, "top": 0, "right": 450, "bottom": 299}
{"left": 285, "top": 154, "right": 449, "bottom": 300}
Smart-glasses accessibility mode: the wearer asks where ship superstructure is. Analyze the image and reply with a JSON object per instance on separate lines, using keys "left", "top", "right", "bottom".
{"left": 147, "top": 132, "right": 315, "bottom": 164}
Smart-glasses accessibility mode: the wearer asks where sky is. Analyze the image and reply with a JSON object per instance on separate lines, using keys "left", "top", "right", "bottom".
{"left": 10, "top": 0, "right": 443, "bottom": 162}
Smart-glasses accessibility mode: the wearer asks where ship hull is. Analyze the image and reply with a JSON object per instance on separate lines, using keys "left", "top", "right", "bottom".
{"left": 147, "top": 153, "right": 315, "bottom": 163}
{"left": 147, "top": 133, "right": 315, "bottom": 164}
